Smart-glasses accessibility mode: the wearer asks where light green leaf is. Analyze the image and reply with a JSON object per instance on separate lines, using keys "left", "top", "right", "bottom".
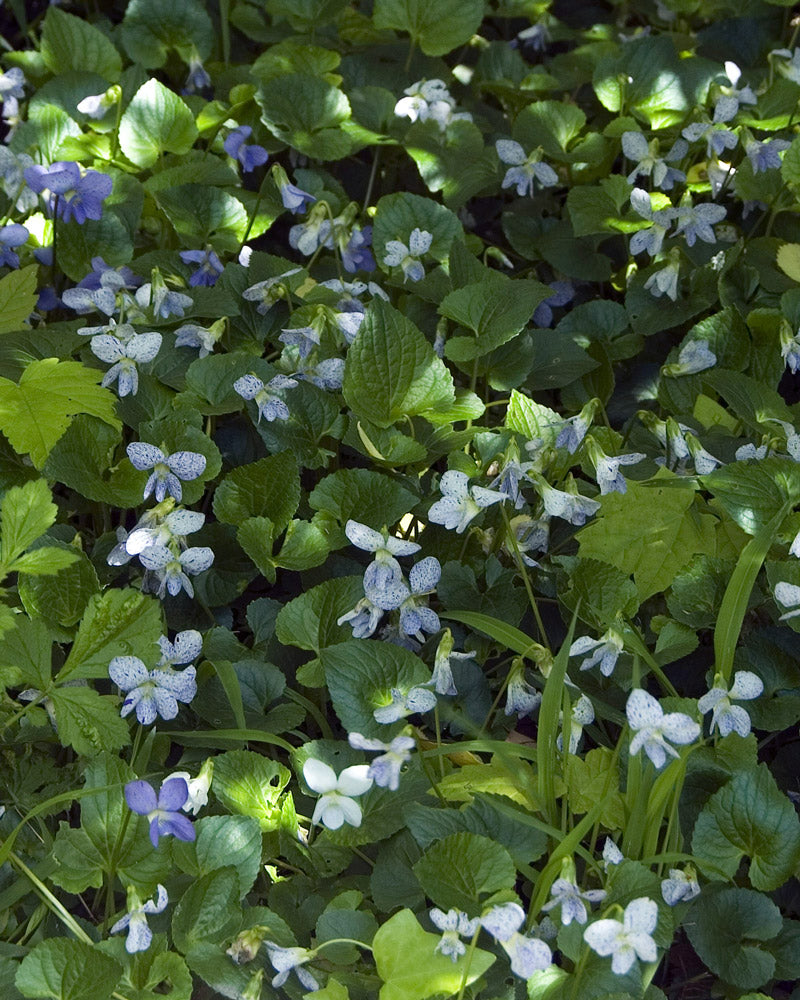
{"left": 505, "top": 389, "right": 560, "bottom": 444}
{"left": 50, "top": 686, "right": 130, "bottom": 756}
{"left": 59, "top": 588, "right": 163, "bottom": 681}
{"left": 514, "top": 101, "right": 586, "bottom": 158}
{"left": 257, "top": 73, "right": 353, "bottom": 160}
{"left": 412, "top": 832, "right": 516, "bottom": 914}
{"left": 0, "top": 359, "right": 121, "bottom": 469}
{"left": 213, "top": 453, "right": 300, "bottom": 530}
{"left": 273, "top": 519, "right": 330, "bottom": 572}
{"left": 0, "top": 265, "right": 39, "bottom": 335}
{"left": 15, "top": 939, "right": 122, "bottom": 1000}
{"left": 702, "top": 458, "right": 800, "bottom": 535}
{"left": 372, "top": 0, "right": 484, "bottom": 56}
{"left": 0, "top": 479, "right": 57, "bottom": 567}
{"left": 565, "top": 748, "right": 625, "bottom": 828}
{"left": 577, "top": 477, "right": 717, "bottom": 600}
{"left": 692, "top": 765, "right": 800, "bottom": 890}
{"left": 8, "top": 547, "right": 78, "bottom": 577}
{"left": 19, "top": 541, "right": 99, "bottom": 629}
{"left": 372, "top": 909, "right": 494, "bottom": 1000}
{"left": 441, "top": 278, "right": 550, "bottom": 361}
{"left": 0, "top": 615, "right": 52, "bottom": 689}
{"left": 211, "top": 749, "right": 291, "bottom": 831}
{"left": 343, "top": 299, "right": 454, "bottom": 428}
{"left": 563, "top": 558, "right": 640, "bottom": 626}
{"left": 776, "top": 242, "right": 800, "bottom": 282}
{"left": 119, "top": 79, "right": 198, "bottom": 169}
{"left": 321, "top": 638, "right": 431, "bottom": 738}
{"left": 41, "top": 7, "right": 121, "bottom": 79}
{"left": 686, "top": 887, "right": 782, "bottom": 990}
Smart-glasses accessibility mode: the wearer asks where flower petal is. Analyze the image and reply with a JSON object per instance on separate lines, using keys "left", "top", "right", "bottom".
{"left": 108, "top": 656, "right": 149, "bottom": 690}
{"left": 158, "top": 777, "right": 188, "bottom": 811}
{"left": 304, "top": 758, "right": 337, "bottom": 793}
{"left": 336, "top": 764, "right": 373, "bottom": 796}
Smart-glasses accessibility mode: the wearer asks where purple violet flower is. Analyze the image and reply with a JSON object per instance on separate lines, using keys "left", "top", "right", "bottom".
{"left": 179, "top": 248, "right": 224, "bottom": 287}
{"left": 0, "top": 223, "right": 28, "bottom": 268}
{"left": 224, "top": 126, "right": 269, "bottom": 172}
{"left": 125, "top": 778, "right": 196, "bottom": 847}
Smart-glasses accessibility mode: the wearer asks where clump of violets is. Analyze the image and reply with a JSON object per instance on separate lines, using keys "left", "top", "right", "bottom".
{"left": 25, "top": 161, "right": 112, "bottom": 224}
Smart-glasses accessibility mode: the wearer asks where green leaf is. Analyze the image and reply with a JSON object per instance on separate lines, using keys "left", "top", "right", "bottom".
{"left": 263, "top": 0, "right": 349, "bottom": 31}
{"left": 373, "top": 193, "right": 462, "bottom": 267}
{"left": 257, "top": 74, "right": 353, "bottom": 160}
{"left": 406, "top": 120, "right": 498, "bottom": 210}
{"left": 0, "top": 479, "right": 57, "bottom": 567}
{"left": 372, "top": 0, "right": 484, "bottom": 56}
{"left": 275, "top": 575, "right": 365, "bottom": 658}
{"left": 686, "top": 887, "right": 782, "bottom": 990}
{"left": 441, "top": 278, "right": 550, "bottom": 362}
{"left": 514, "top": 101, "right": 586, "bottom": 158}
{"left": 505, "top": 389, "right": 560, "bottom": 444}
{"left": 56, "top": 214, "right": 134, "bottom": 284}
{"left": 309, "top": 469, "right": 419, "bottom": 538}
{"left": 174, "top": 815, "right": 262, "bottom": 897}
{"left": 211, "top": 749, "right": 291, "bottom": 832}
{"left": 50, "top": 686, "right": 130, "bottom": 756}
{"left": 565, "top": 747, "right": 625, "bottom": 828}
{"left": 321, "top": 639, "right": 431, "bottom": 738}
{"left": 412, "top": 832, "right": 515, "bottom": 914}
{"left": 343, "top": 299, "right": 454, "bottom": 428}
{"left": 155, "top": 186, "right": 248, "bottom": 254}
{"left": 577, "top": 477, "right": 717, "bottom": 600}
{"left": 171, "top": 869, "right": 241, "bottom": 955}
{"left": 564, "top": 559, "right": 640, "bottom": 626}
{"left": 15, "top": 939, "right": 122, "bottom": 1000}
{"left": 372, "top": 909, "right": 494, "bottom": 1000}
{"left": 236, "top": 516, "right": 276, "bottom": 580}
{"left": 213, "top": 453, "right": 300, "bottom": 530}
{"left": 702, "top": 458, "right": 800, "bottom": 535}
{"left": 0, "top": 359, "right": 121, "bottom": 469}
{"left": 41, "top": 7, "right": 122, "bottom": 79}
{"left": 59, "top": 588, "right": 163, "bottom": 681}
{"left": 272, "top": 519, "right": 330, "bottom": 572}
{"left": 8, "top": 547, "right": 78, "bottom": 577}
{"left": 0, "top": 266, "right": 39, "bottom": 335}
{"left": 692, "top": 765, "right": 800, "bottom": 889}
{"left": 776, "top": 242, "right": 800, "bottom": 282}
{"left": 0, "top": 615, "right": 52, "bottom": 689}
{"left": 119, "top": 80, "right": 198, "bottom": 169}
{"left": 121, "top": 0, "right": 214, "bottom": 68}
{"left": 19, "top": 541, "right": 99, "bottom": 629}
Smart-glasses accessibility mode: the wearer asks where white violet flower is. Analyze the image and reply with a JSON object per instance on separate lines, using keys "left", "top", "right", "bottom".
{"left": 302, "top": 758, "right": 372, "bottom": 830}
{"left": 626, "top": 689, "right": 700, "bottom": 769}
{"left": 583, "top": 897, "right": 658, "bottom": 975}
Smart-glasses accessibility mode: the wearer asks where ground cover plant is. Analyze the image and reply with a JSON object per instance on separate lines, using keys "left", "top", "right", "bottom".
{"left": 1, "top": 0, "right": 800, "bottom": 997}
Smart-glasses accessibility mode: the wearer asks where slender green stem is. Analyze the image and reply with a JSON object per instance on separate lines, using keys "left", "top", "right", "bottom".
{"left": 455, "top": 925, "right": 481, "bottom": 1000}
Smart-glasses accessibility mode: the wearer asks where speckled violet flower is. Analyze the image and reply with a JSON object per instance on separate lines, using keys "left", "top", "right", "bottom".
{"left": 481, "top": 902, "right": 552, "bottom": 978}
{"left": 662, "top": 339, "right": 717, "bottom": 377}
{"left": 496, "top": 138, "right": 558, "bottom": 196}
{"left": 348, "top": 732, "right": 415, "bottom": 790}
{"left": 109, "top": 884, "right": 168, "bottom": 953}
{"left": 265, "top": 943, "right": 319, "bottom": 992}
{"left": 234, "top": 373, "right": 297, "bottom": 422}
{"left": 428, "top": 470, "right": 506, "bottom": 534}
{"left": 541, "top": 878, "right": 606, "bottom": 926}
{"left": 661, "top": 867, "right": 700, "bottom": 906}
{"left": 382, "top": 227, "right": 432, "bottom": 282}
{"left": 429, "top": 908, "right": 480, "bottom": 962}
{"left": 344, "top": 519, "right": 420, "bottom": 592}
{"left": 108, "top": 655, "right": 197, "bottom": 725}
{"left": 775, "top": 581, "right": 800, "bottom": 620}
{"left": 91, "top": 331, "right": 162, "bottom": 397}
{"left": 302, "top": 758, "right": 372, "bottom": 830}
{"left": 138, "top": 544, "right": 215, "bottom": 600}
{"left": 626, "top": 689, "right": 700, "bottom": 769}
{"left": 697, "top": 670, "right": 763, "bottom": 737}
{"left": 373, "top": 685, "right": 437, "bottom": 724}
{"left": 124, "top": 778, "right": 196, "bottom": 847}
{"left": 584, "top": 898, "right": 658, "bottom": 974}
{"left": 570, "top": 627, "right": 625, "bottom": 677}
{"left": 126, "top": 443, "right": 206, "bottom": 503}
